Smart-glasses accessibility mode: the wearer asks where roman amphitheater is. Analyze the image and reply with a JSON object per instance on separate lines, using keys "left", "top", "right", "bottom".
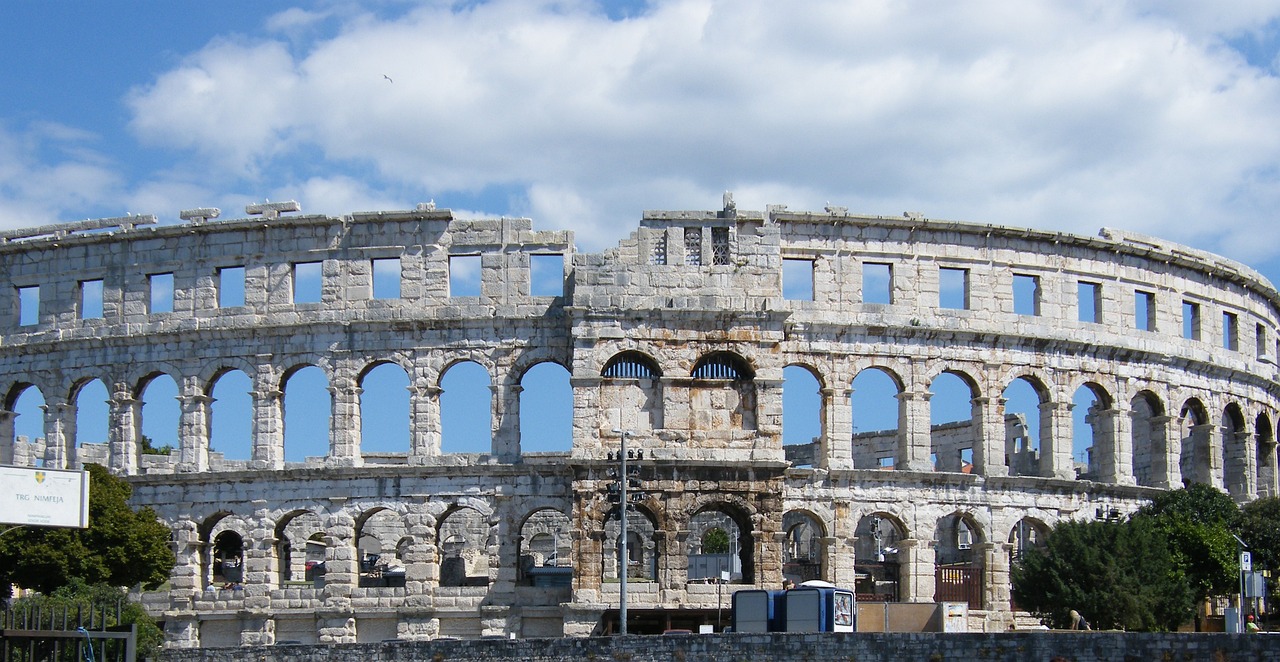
{"left": 0, "top": 198, "right": 1276, "bottom": 647}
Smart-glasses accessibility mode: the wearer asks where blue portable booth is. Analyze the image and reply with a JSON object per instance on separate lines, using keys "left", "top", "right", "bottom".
{"left": 731, "top": 589, "right": 786, "bottom": 633}
{"left": 782, "top": 586, "right": 856, "bottom": 633}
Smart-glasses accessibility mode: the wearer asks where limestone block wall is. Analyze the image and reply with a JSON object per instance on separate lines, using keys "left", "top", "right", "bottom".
{"left": 0, "top": 201, "right": 1276, "bottom": 646}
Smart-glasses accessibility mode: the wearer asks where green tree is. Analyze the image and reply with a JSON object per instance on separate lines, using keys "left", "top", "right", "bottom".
{"left": 9, "top": 579, "right": 165, "bottom": 659}
{"left": 1133, "top": 484, "right": 1240, "bottom": 602}
{"left": 1011, "top": 517, "right": 1193, "bottom": 631}
{"left": 0, "top": 463, "right": 175, "bottom": 597}
{"left": 1238, "top": 496, "right": 1280, "bottom": 605}
{"left": 702, "top": 527, "right": 730, "bottom": 554}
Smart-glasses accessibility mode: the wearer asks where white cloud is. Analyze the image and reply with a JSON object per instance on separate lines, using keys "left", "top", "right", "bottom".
{"left": 0, "top": 122, "right": 125, "bottom": 229}
{"left": 118, "top": 0, "right": 1280, "bottom": 261}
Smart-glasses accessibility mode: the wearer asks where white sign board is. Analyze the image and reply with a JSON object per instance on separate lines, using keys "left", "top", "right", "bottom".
{"left": 1241, "top": 550, "right": 1252, "bottom": 572}
{"left": 0, "top": 465, "right": 90, "bottom": 528}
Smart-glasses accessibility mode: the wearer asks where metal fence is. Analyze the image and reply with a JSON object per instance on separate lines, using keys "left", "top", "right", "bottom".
{"left": 0, "top": 601, "right": 136, "bottom": 662}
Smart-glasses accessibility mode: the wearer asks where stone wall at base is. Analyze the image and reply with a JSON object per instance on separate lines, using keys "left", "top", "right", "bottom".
{"left": 157, "top": 632, "right": 1280, "bottom": 662}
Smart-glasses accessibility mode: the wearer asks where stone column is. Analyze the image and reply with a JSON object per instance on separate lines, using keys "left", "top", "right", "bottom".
{"left": 321, "top": 500, "right": 357, "bottom": 598}
{"left": 897, "top": 390, "right": 933, "bottom": 472}
{"left": 327, "top": 380, "right": 362, "bottom": 467}
{"left": 241, "top": 500, "right": 274, "bottom": 608}
{"left": 1257, "top": 439, "right": 1279, "bottom": 499}
{"left": 493, "top": 381, "right": 521, "bottom": 460}
{"left": 177, "top": 376, "right": 211, "bottom": 472}
{"left": 0, "top": 409, "right": 15, "bottom": 465}
{"left": 1186, "top": 423, "right": 1217, "bottom": 488}
{"left": 897, "top": 538, "right": 935, "bottom": 603}
{"left": 408, "top": 381, "right": 442, "bottom": 461}
{"left": 40, "top": 396, "right": 72, "bottom": 469}
{"left": 399, "top": 498, "right": 437, "bottom": 641}
{"left": 1232, "top": 429, "right": 1258, "bottom": 501}
{"left": 1141, "top": 414, "right": 1177, "bottom": 488}
{"left": 1093, "top": 406, "right": 1134, "bottom": 485}
{"left": 978, "top": 541, "right": 1009, "bottom": 612}
{"left": 108, "top": 382, "right": 139, "bottom": 475}
{"left": 168, "top": 520, "right": 203, "bottom": 601}
{"left": 1038, "top": 401, "right": 1075, "bottom": 480}
{"left": 251, "top": 382, "right": 284, "bottom": 470}
{"left": 972, "top": 396, "right": 1008, "bottom": 477}
{"left": 823, "top": 387, "right": 854, "bottom": 469}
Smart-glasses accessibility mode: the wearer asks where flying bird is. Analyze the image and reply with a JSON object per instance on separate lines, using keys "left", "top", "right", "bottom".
{"left": 383, "top": 74, "right": 393, "bottom": 83}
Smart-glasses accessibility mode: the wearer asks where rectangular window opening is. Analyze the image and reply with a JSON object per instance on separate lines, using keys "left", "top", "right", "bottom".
{"left": 939, "top": 267, "right": 969, "bottom": 310}
{"left": 649, "top": 232, "right": 667, "bottom": 265}
{"left": 293, "top": 261, "right": 322, "bottom": 304}
{"left": 711, "top": 227, "right": 730, "bottom": 265}
{"left": 17, "top": 285, "right": 38, "bottom": 326}
{"left": 1223, "top": 312, "right": 1239, "bottom": 351}
{"left": 1183, "top": 301, "right": 1200, "bottom": 340}
{"left": 219, "top": 266, "right": 245, "bottom": 308}
{"left": 684, "top": 227, "right": 702, "bottom": 266}
{"left": 149, "top": 272, "right": 174, "bottom": 314}
{"left": 1135, "top": 290, "right": 1155, "bottom": 331}
{"left": 372, "top": 258, "right": 401, "bottom": 300}
{"left": 80, "top": 279, "right": 104, "bottom": 319}
{"left": 863, "top": 262, "right": 893, "bottom": 305}
{"left": 530, "top": 254, "right": 564, "bottom": 297}
{"left": 783, "top": 258, "right": 815, "bottom": 301}
{"left": 877, "top": 456, "right": 894, "bottom": 470}
{"left": 1077, "top": 281, "right": 1101, "bottom": 323}
{"left": 449, "top": 254, "right": 482, "bottom": 297}
{"left": 1257, "top": 323, "right": 1267, "bottom": 360}
{"left": 1013, "top": 274, "right": 1040, "bottom": 316}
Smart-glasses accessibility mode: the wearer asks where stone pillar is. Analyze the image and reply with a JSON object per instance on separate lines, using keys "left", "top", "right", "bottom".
{"left": 0, "top": 409, "right": 15, "bottom": 465}
{"left": 978, "top": 542, "right": 1008, "bottom": 612}
{"left": 251, "top": 386, "right": 284, "bottom": 470}
{"left": 169, "top": 520, "right": 203, "bottom": 601}
{"left": 896, "top": 538, "right": 935, "bottom": 603}
{"left": 241, "top": 500, "right": 274, "bottom": 608}
{"left": 1038, "top": 401, "right": 1075, "bottom": 480}
{"left": 321, "top": 501, "right": 357, "bottom": 596}
{"left": 1141, "top": 414, "right": 1176, "bottom": 488}
{"left": 40, "top": 396, "right": 72, "bottom": 469}
{"left": 1258, "top": 439, "right": 1279, "bottom": 499}
{"left": 1232, "top": 429, "right": 1257, "bottom": 501}
{"left": 1186, "top": 423, "right": 1217, "bottom": 488}
{"left": 897, "top": 390, "right": 933, "bottom": 472}
{"left": 971, "top": 397, "right": 1008, "bottom": 477}
{"left": 399, "top": 499, "right": 437, "bottom": 641}
{"left": 493, "top": 382, "right": 521, "bottom": 460}
{"left": 177, "top": 376, "right": 211, "bottom": 472}
{"left": 108, "top": 382, "right": 140, "bottom": 475}
{"left": 822, "top": 387, "right": 854, "bottom": 469}
{"left": 327, "top": 380, "right": 362, "bottom": 467}
{"left": 408, "top": 381, "right": 442, "bottom": 461}
{"left": 1092, "top": 406, "right": 1134, "bottom": 485}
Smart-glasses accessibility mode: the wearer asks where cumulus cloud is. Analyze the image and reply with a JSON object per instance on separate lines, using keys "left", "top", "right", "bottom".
{"left": 117, "top": 0, "right": 1280, "bottom": 261}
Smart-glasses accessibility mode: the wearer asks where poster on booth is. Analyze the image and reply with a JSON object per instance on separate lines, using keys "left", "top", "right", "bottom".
{"left": 0, "top": 465, "right": 90, "bottom": 528}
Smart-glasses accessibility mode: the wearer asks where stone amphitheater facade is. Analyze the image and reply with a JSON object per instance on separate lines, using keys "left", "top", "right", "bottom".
{"left": 0, "top": 199, "right": 1276, "bottom": 646}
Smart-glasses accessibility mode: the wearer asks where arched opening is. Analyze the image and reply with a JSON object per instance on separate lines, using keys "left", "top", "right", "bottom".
{"left": 929, "top": 371, "right": 979, "bottom": 473}
{"left": 853, "top": 514, "right": 904, "bottom": 602}
{"left": 687, "top": 507, "right": 753, "bottom": 585}
{"left": 359, "top": 362, "right": 411, "bottom": 455}
{"left": 210, "top": 529, "right": 245, "bottom": 588}
{"left": 599, "top": 351, "right": 663, "bottom": 432}
{"left": 356, "top": 508, "right": 408, "bottom": 587}
{"left": 517, "top": 508, "right": 572, "bottom": 587}
{"left": 440, "top": 361, "right": 492, "bottom": 454}
{"left": 1258, "top": 412, "right": 1277, "bottom": 498}
{"left": 438, "top": 507, "right": 490, "bottom": 587}
{"left": 9, "top": 384, "right": 45, "bottom": 466}
{"left": 282, "top": 365, "right": 331, "bottom": 463}
{"left": 782, "top": 365, "right": 823, "bottom": 467}
{"left": 851, "top": 367, "right": 902, "bottom": 470}
{"left": 1130, "top": 391, "right": 1167, "bottom": 487}
{"left": 690, "top": 352, "right": 757, "bottom": 431}
{"left": 602, "top": 506, "right": 658, "bottom": 585}
{"left": 274, "top": 510, "right": 323, "bottom": 587}
{"left": 519, "top": 362, "right": 572, "bottom": 453}
{"left": 1008, "top": 517, "right": 1048, "bottom": 562}
{"left": 1072, "top": 383, "right": 1114, "bottom": 481}
{"left": 1002, "top": 377, "right": 1046, "bottom": 477}
{"left": 1223, "top": 403, "right": 1248, "bottom": 499}
{"left": 1179, "top": 399, "right": 1211, "bottom": 487}
{"left": 933, "top": 513, "right": 984, "bottom": 609}
{"left": 209, "top": 369, "right": 252, "bottom": 463}
{"left": 782, "top": 510, "right": 826, "bottom": 583}
{"left": 71, "top": 378, "right": 109, "bottom": 468}
{"left": 138, "top": 373, "right": 179, "bottom": 458}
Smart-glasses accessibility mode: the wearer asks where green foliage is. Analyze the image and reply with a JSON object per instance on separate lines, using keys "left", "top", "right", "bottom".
{"left": 138, "top": 435, "right": 173, "bottom": 456}
{"left": 1239, "top": 497, "right": 1280, "bottom": 603}
{"left": 1012, "top": 518, "right": 1193, "bottom": 631}
{"left": 9, "top": 579, "right": 165, "bottom": 659}
{"left": 702, "top": 527, "right": 730, "bottom": 554}
{"left": 0, "top": 464, "right": 175, "bottom": 597}
{"left": 1134, "top": 484, "right": 1240, "bottom": 601}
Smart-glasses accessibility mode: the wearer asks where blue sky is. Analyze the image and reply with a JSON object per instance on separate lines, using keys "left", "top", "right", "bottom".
{"left": 5, "top": 1, "right": 1280, "bottom": 465}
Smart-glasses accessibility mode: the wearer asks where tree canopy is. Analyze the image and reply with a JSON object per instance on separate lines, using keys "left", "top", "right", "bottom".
{"left": 1011, "top": 517, "right": 1194, "bottom": 631}
{"left": 1239, "top": 496, "right": 1280, "bottom": 604}
{"left": 1132, "top": 483, "right": 1240, "bottom": 602}
{"left": 0, "top": 463, "right": 175, "bottom": 598}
